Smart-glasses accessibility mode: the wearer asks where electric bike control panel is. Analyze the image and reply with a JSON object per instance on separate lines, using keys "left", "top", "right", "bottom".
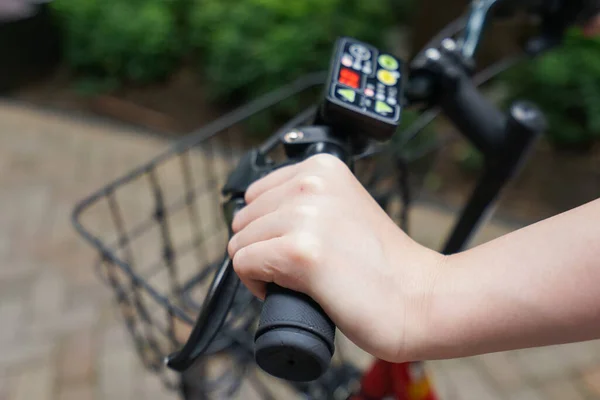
{"left": 322, "top": 37, "right": 403, "bottom": 141}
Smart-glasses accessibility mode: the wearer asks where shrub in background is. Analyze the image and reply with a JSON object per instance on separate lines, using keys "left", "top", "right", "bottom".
{"left": 51, "top": 0, "right": 182, "bottom": 89}
{"left": 502, "top": 28, "right": 600, "bottom": 150}
{"left": 51, "top": 0, "right": 411, "bottom": 103}
{"left": 187, "top": 0, "right": 400, "bottom": 103}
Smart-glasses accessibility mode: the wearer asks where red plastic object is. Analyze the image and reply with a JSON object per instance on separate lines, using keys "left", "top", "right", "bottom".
{"left": 351, "top": 360, "right": 438, "bottom": 400}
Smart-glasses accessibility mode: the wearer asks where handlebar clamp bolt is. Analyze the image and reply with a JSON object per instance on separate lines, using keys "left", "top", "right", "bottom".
{"left": 425, "top": 48, "right": 441, "bottom": 61}
{"left": 284, "top": 130, "right": 304, "bottom": 143}
{"left": 441, "top": 38, "right": 457, "bottom": 51}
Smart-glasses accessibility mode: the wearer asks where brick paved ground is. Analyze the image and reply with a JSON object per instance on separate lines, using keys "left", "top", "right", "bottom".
{"left": 0, "top": 99, "right": 598, "bottom": 400}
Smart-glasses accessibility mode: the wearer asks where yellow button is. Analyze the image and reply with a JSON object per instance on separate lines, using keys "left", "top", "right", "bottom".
{"left": 377, "top": 69, "right": 398, "bottom": 86}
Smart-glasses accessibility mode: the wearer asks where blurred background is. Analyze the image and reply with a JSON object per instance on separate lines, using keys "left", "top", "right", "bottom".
{"left": 0, "top": 0, "right": 599, "bottom": 399}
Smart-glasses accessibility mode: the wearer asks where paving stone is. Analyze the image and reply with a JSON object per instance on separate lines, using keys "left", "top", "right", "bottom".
{"left": 0, "top": 371, "right": 9, "bottom": 400}
{"left": 540, "top": 378, "right": 588, "bottom": 400}
{"left": 58, "top": 329, "right": 96, "bottom": 383}
{"left": 430, "top": 359, "right": 503, "bottom": 400}
{"left": 30, "top": 270, "right": 66, "bottom": 324}
{"left": 473, "top": 351, "right": 526, "bottom": 390}
{"left": 57, "top": 383, "right": 95, "bottom": 400}
{"left": 505, "top": 386, "right": 546, "bottom": 400}
{"left": 425, "top": 362, "right": 458, "bottom": 400}
{"left": 556, "top": 341, "right": 600, "bottom": 369}
{"left": 98, "top": 346, "right": 138, "bottom": 400}
{"left": 512, "top": 346, "right": 580, "bottom": 382}
{"left": 0, "top": 341, "right": 54, "bottom": 370}
{"left": 0, "top": 300, "right": 25, "bottom": 346}
{"left": 0, "top": 261, "right": 37, "bottom": 282}
{"left": 582, "top": 365, "right": 600, "bottom": 398}
{"left": 8, "top": 361, "right": 55, "bottom": 400}
{"left": 136, "top": 371, "right": 175, "bottom": 400}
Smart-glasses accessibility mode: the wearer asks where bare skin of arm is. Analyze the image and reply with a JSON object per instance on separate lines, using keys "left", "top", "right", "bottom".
{"left": 229, "top": 155, "right": 600, "bottom": 362}
{"left": 426, "top": 199, "right": 600, "bottom": 360}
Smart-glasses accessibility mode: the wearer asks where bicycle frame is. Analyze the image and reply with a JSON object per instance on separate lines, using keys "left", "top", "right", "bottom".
{"left": 172, "top": 2, "right": 548, "bottom": 396}
{"left": 72, "top": 0, "right": 587, "bottom": 398}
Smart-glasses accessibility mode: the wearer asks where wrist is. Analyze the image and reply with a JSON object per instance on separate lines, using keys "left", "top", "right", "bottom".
{"left": 418, "top": 250, "right": 491, "bottom": 361}
{"left": 387, "top": 237, "right": 450, "bottom": 362}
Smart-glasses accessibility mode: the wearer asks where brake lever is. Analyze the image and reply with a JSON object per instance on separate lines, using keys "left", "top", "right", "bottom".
{"left": 165, "top": 148, "right": 289, "bottom": 372}
{"left": 165, "top": 199, "right": 245, "bottom": 372}
{"left": 165, "top": 253, "right": 241, "bottom": 371}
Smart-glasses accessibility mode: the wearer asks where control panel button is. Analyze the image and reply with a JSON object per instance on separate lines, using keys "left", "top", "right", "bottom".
{"left": 387, "top": 97, "right": 397, "bottom": 106}
{"left": 378, "top": 54, "right": 399, "bottom": 70}
{"left": 365, "top": 88, "right": 374, "bottom": 97}
{"left": 339, "top": 67, "right": 361, "bottom": 89}
{"left": 377, "top": 69, "right": 399, "bottom": 86}
{"left": 349, "top": 44, "right": 372, "bottom": 61}
{"left": 375, "top": 101, "right": 394, "bottom": 115}
{"left": 341, "top": 54, "right": 353, "bottom": 67}
{"left": 376, "top": 93, "right": 385, "bottom": 101}
{"left": 337, "top": 88, "right": 356, "bottom": 103}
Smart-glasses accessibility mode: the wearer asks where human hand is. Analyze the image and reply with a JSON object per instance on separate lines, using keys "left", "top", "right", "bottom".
{"left": 228, "top": 154, "right": 446, "bottom": 362}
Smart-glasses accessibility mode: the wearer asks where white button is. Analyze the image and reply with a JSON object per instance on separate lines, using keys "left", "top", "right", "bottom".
{"left": 353, "top": 61, "right": 362, "bottom": 71}
{"left": 349, "top": 44, "right": 372, "bottom": 61}
{"left": 363, "top": 67, "right": 372, "bottom": 75}
{"left": 341, "top": 55, "right": 353, "bottom": 67}
{"left": 376, "top": 93, "right": 385, "bottom": 101}
{"left": 387, "top": 97, "right": 397, "bottom": 105}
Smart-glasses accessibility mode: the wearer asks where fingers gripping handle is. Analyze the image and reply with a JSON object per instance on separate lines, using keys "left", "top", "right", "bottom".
{"left": 255, "top": 284, "right": 336, "bottom": 382}
{"left": 254, "top": 138, "right": 348, "bottom": 382}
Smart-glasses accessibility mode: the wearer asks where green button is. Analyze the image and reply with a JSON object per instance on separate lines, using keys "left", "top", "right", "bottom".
{"left": 378, "top": 54, "right": 399, "bottom": 70}
{"left": 375, "top": 101, "right": 394, "bottom": 115}
{"left": 338, "top": 88, "right": 356, "bottom": 102}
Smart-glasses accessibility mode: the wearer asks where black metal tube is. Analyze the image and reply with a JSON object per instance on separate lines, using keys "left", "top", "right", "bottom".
{"left": 442, "top": 101, "right": 545, "bottom": 255}
{"left": 441, "top": 169, "right": 507, "bottom": 255}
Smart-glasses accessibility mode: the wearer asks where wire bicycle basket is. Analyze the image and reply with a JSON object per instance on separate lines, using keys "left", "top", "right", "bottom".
{"left": 71, "top": 72, "right": 426, "bottom": 399}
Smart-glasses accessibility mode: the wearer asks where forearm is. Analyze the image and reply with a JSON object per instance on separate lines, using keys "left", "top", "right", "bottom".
{"left": 425, "top": 199, "right": 600, "bottom": 359}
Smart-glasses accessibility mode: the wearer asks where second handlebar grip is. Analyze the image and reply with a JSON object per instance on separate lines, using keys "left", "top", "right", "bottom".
{"left": 254, "top": 284, "right": 335, "bottom": 382}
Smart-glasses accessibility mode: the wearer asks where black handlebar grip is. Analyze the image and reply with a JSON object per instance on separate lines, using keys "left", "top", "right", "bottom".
{"left": 253, "top": 139, "right": 346, "bottom": 382}
{"left": 254, "top": 284, "right": 335, "bottom": 382}
{"left": 437, "top": 69, "right": 506, "bottom": 158}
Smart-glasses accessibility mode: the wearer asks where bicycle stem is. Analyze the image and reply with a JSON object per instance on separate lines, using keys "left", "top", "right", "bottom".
{"left": 408, "top": 38, "right": 547, "bottom": 254}
{"left": 459, "top": 0, "right": 500, "bottom": 59}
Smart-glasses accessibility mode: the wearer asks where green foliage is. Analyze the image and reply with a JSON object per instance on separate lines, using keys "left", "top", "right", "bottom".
{"left": 502, "top": 29, "right": 600, "bottom": 149}
{"left": 51, "top": 0, "right": 412, "bottom": 123}
{"left": 51, "top": 0, "right": 182, "bottom": 87}
{"left": 452, "top": 142, "right": 484, "bottom": 174}
{"left": 187, "top": 0, "right": 399, "bottom": 102}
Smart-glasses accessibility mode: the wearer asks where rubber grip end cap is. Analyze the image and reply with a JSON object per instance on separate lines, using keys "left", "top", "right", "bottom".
{"left": 255, "top": 327, "right": 332, "bottom": 382}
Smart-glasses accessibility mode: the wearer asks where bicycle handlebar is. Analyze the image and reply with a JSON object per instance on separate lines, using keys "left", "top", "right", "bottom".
{"left": 164, "top": 0, "right": 595, "bottom": 383}
{"left": 254, "top": 138, "right": 350, "bottom": 382}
